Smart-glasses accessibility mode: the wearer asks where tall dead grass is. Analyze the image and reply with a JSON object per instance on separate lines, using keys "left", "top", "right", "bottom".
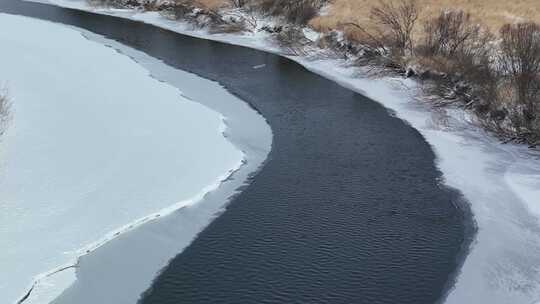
{"left": 311, "top": 0, "right": 540, "bottom": 37}
{"left": 87, "top": 0, "right": 540, "bottom": 144}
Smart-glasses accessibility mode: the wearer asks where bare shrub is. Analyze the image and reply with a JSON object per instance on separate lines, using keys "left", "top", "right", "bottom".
{"left": 160, "top": 0, "right": 248, "bottom": 33}
{"left": 370, "top": 0, "right": 419, "bottom": 55}
{"left": 337, "top": 22, "right": 401, "bottom": 71}
{"left": 87, "top": 0, "right": 127, "bottom": 8}
{"left": 311, "top": 0, "right": 540, "bottom": 36}
{"left": 499, "top": 22, "right": 540, "bottom": 133}
{"left": 229, "top": 0, "right": 246, "bottom": 8}
{"left": 209, "top": 17, "right": 248, "bottom": 33}
{"left": 275, "top": 26, "right": 312, "bottom": 55}
{"left": 162, "top": 0, "right": 198, "bottom": 19}
{"left": 421, "top": 10, "right": 483, "bottom": 57}
{"left": 255, "top": 0, "right": 327, "bottom": 24}
{"left": 142, "top": 0, "right": 161, "bottom": 11}
{"left": 417, "top": 10, "right": 497, "bottom": 114}
{"left": 337, "top": 0, "right": 420, "bottom": 70}
{"left": 87, "top": 0, "right": 145, "bottom": 8}
{"left": 220, "top": 7, "right": 259, "bottom": 31}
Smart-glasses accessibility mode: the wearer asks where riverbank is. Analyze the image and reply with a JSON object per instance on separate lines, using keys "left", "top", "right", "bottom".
{"left": 0, "top": 12, "right": 252, "bottom": 304}
{"left": 25, "top": 1, "right": 540, "bottom": 303}
{"left": 59, "top": 0, "right": 540, "bottom": 146}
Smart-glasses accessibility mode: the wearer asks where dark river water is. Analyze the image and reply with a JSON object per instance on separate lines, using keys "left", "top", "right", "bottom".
{"left": 1, "top": 1, "right": 475, "bottom": 303}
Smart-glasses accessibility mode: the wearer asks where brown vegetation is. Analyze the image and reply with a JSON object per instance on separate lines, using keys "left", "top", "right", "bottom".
{"left": 498, "top": 23, "right": 540, "bottom": 136}
{"left": 337, "top": 0, "right": 419, "bottom": 67}
{"left": 342, "top": 1, "right": 540, "bottom": 144}
{"left": 416, "top": 10, "right": 496, "bottom": 106}
{"left": 308, "top": 0, "right": 540, "bottom": 144}
{"left": 254, "top": 0, "right": 326, "bottom": 24}
{"left": 86, "top": 0, "right": 540, "bottom": 146}
{"left": 310, "top": 0, "right": 540, "bottom": 36}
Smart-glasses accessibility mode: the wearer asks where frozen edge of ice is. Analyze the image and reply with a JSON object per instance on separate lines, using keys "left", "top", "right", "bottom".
{"left": 16, "top": 116, "right": 246, "bottom": 304}
{"left": 4, "top": 13, "right": 249, "bottom": 304}
{"left": 16, "top": 118, "right": 246, "bottom": 304}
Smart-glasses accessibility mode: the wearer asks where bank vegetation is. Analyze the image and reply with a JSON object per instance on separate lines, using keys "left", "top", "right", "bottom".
{"left": 88, "top": 0, "right": 540, "bottom": 147}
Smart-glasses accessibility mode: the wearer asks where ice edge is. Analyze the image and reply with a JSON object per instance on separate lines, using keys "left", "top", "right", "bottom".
{"left": 15, "top": 117, "right": 246, "bottom": 304}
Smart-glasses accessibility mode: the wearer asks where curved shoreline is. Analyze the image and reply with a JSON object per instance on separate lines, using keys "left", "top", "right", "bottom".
{"left": 2, "top": 1, "right": 473, "bottom": 303}
{"left": 6, "top": 1, "right": 537, "bottom": 303}
{"left": 0, "top": 12, "right": 270, "bottom": 304}
{"left": 83, "top": 7, "right": 540, "bottom": 304}
{"left": 48, "top": 29, "right": 273, "bottom": 304}
{"left": 17, "top": 146, "right": 246, "bottom": 304}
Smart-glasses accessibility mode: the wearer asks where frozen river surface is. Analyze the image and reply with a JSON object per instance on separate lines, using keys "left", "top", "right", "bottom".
{"left": 0, "top": 13, "right": 243, "bottom": 304}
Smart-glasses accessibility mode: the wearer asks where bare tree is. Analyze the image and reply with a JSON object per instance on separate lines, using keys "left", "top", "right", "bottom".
{"left": 257, "top": 0, "right": 327, "bottom": 24}
{"left": 418, "top": 10, "right": 496, "bottom": 105}
{"left": 499, "top": 22, "right": 540, "bottom": 129}
{"left": 370, "top": 0, "right": 419, "bottom": 55}
{"left": 422, "top": 10, "right": 482, "bottom": 57}
{"left": 337, "top": 0, "right": 419, "bottom": 69}
{"left": 275, "top": 26, "right": 312, "bottom": 55}
{"left": 229, "top": 0, "right": 246, "bottom": 8}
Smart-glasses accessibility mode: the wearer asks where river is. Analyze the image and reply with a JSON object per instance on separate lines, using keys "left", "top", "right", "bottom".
{"left": 0, "top": 1, "right": 473, "bottom": 303}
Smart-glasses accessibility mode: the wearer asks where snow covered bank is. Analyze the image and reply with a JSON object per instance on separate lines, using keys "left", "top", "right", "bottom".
{"left": 0, "top": 12, "right": 244, "bottom": 304}
{"left": 18, "top": 0, "right": 540, "bottom": 303}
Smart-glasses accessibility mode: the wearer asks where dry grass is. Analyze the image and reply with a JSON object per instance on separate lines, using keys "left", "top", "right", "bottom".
{"left": 176, "top": 0, "right": 540, "bottom": 34}
{"left": 311, "top": 0, "right": 540, "bottom": 36}
{"left": 192, "top": 0, "right": 540, "bottom": 143}
{"left": 193, "top": 0, "right": 540, "bottom": 41}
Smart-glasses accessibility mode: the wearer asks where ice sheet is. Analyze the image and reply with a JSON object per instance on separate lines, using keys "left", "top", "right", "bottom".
{"left": 0, "top": 12, "right": 243, "bottom": 304}
{"left": 19, "top": 0, "right": 540, "bottom": 303}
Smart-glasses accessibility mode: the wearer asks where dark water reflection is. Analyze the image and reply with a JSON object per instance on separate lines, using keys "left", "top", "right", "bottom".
{"left": 0, "top": 2, "right": 474, "bottom": 303}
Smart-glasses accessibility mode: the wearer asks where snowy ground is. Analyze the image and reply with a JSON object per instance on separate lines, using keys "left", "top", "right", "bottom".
{"left": 15, "top": 0, "right": 540, "bottom": 303}
{"left": 0, "top": 12, "right": 246, "bottom": 304}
